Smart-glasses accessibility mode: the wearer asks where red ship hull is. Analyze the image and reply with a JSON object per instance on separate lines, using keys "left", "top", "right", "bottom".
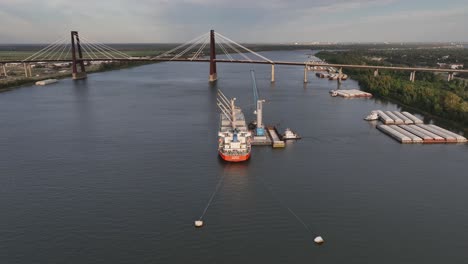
{"left": 219, "top": 151, "right": 251, "bottom": 162}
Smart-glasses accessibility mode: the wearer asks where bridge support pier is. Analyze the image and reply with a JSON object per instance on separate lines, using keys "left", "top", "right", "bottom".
{"left": 23, "top": 63, "right": 31, "bottom": 78}
{"left": 271, "top": 64, "right": 275, "bottom": 83}
{"left": 409, "top": 71, "right": 416, "bottom": 82}
{"left": 338, "top": 67, "right": 342, "bottom": 84}
{"left": 209, "top": 29, "right": 217, "bottom": 82}
{"left": 71, "top": 31, "right": 87, "bottom": 80}
{"left": 447, "top": 72, "right": 454, "bottom": 81}
{"left": 303, "top": 66, "right": 308, "bottom": 83}
{"left": 1, "top": 64, "right": 7, "bottom": 77}
{"left": 374, "top": 69, "right": 379, "bottom": 77}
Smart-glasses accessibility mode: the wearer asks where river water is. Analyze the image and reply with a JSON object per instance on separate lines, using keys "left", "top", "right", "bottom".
{"left": 1, "top": 50, "right": 467, "bottom": 264}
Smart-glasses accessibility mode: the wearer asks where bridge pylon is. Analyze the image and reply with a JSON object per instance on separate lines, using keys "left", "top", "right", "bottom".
{"left": 71, "top": 31, "right": 87, "bottom": 80}
{"left": 209, "top": 29, "right": 217, "bottom": 82}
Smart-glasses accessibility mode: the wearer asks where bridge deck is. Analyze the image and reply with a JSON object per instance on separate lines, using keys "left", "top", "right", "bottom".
{"left": 1, "top": 58, "right": 468, "bottom": 73}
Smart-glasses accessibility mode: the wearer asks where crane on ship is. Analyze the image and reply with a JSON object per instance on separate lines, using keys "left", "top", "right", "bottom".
{"left": 250, "top": 70, "right": 265, "bottom": 137}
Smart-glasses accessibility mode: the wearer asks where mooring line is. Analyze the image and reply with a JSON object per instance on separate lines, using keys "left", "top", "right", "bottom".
{"left": 199, "top": 168, "right": 228, "bottom": 220}
{"left": 257, "top": 175, "right": 313, "bottom": 234}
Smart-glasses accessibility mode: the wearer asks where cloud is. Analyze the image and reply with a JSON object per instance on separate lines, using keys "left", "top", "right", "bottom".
{"left": 0, "top": 0, "right": 466, "bottom": 43}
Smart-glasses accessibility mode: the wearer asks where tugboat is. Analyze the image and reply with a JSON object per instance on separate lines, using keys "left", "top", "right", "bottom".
{"left": 282, "top": 128, "right": 301, "bottom": 140}
{"left": 364, "top": 111, "right": 379, "bottom": 121}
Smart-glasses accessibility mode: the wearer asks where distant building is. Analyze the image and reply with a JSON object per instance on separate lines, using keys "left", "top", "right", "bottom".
{"left": 450, "top": 64, "right": 463, "bottom": 69}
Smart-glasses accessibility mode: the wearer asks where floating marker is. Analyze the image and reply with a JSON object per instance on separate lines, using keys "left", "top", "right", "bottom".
{"left": 314, "top": 236, "right": 324, "bottom": 245}
{"left": 194, "top": 220, "right": 204, "bottom": 228}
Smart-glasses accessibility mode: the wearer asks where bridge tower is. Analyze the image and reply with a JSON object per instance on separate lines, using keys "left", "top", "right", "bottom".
{"left": 209, "top": 29, "right": 217, "bottom": 82}
{"left": 70, "top": 31, "right": 87, "bottom": 80}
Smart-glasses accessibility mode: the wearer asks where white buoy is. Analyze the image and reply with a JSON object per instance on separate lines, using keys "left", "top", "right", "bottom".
{"left": 194, "top": 220, "right": 204, "bottom": 228}
{"left": 314, "top": 236, "right": 324, "bottom": 245}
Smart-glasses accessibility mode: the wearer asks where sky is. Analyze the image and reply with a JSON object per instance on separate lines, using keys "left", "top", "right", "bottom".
{"left": 0, "top": 0, "right": 467, "bottom": 43}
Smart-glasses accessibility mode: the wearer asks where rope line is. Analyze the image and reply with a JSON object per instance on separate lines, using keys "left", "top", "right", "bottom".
{"left": 257, "top": 175, "right": 313, "bottom": 234}
{"left": 199, "top": 169, "right": 228, "bottom": 220}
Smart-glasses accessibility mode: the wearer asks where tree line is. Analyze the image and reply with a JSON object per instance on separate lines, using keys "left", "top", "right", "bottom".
{"left": 316, "top": 50, "right": 468, "bottom": 128}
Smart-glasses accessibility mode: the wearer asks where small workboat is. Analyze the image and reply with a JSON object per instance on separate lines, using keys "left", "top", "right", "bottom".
{"left": 282, "top": 128, "right": 301, "bottom": 140}
{"left": 364, "top": 111, "right": 379, "bottom": 121}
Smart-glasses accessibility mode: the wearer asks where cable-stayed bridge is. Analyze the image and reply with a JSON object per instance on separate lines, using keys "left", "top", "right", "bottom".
{"left": 1, "top": 30, "right": 467, "bottom": 82}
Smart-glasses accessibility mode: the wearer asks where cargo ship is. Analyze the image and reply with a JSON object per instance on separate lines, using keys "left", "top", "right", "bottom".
{"left": 217, "top": 90, "right": 252, "bottom": 162}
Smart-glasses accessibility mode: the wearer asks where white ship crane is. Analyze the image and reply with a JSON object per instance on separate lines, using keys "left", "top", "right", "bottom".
{"left": 250, "top": 70, "right": 265, "bottom": 136}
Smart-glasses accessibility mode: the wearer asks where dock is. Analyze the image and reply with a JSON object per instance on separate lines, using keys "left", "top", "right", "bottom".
{"left": 267, "top": 127, "right": 285, "bottom": 148}
{"left": 251, "top": 135, "right": 272, "bottom": 146}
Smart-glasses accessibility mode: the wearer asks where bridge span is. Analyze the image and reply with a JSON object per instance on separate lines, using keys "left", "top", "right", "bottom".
{"left": 1, "top": 30, "right": 467, "bottom": 83}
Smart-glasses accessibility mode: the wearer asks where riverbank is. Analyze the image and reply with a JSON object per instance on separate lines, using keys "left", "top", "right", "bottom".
{"left": 0, "top": 61, "right": 154, "bottom": 92}
{"left": 316, "top": 51, "right": 468, "bottom": 133}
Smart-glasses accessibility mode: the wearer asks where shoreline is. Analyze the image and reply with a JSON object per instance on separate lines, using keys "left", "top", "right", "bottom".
{"left": 0, "top": 61, "right": 155, "bottom": 93}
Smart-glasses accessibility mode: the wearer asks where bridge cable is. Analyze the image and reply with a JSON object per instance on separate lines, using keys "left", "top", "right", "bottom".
{"left": 172, "top": 34, "right": 209, "bottom": 60}
{"left": 42, "top": 38, "right": 68, "bottom": 60}
{"left": 217, "top": 40, "right": 234, "bottom": 61}
{"left": 215, "top": 32, "right": 273, "bottom": 63}
{"left": 190, "top": 37, "right": 209, "bottom": 61}
{"left": 216, "top": 35, "right": 252, "bottom": 61}
{"left": 54, "top": 43, "right": 69, "bottom": 61}
{"left": 80, "top": 39, "right": 118, "bottom": 60}
{"left": 156, "top": 32, "right": 209, "bottom": 59}
{"left": 63, "top": 44, "right": 72, "bottom": 61}
{"left": 22, "top": 35, "right": 68, "bottom": 62}
{"left": 37, "top": 37, "right": 68, "bottom": 61}
{"left": 80, "top": 43, "right": 97, "bottom": 60}
{"left": 80, "top": 39, "right": 119, "bottom": 59}
{"left": 80, "top": 36, "right": 132, "bottom": 59}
